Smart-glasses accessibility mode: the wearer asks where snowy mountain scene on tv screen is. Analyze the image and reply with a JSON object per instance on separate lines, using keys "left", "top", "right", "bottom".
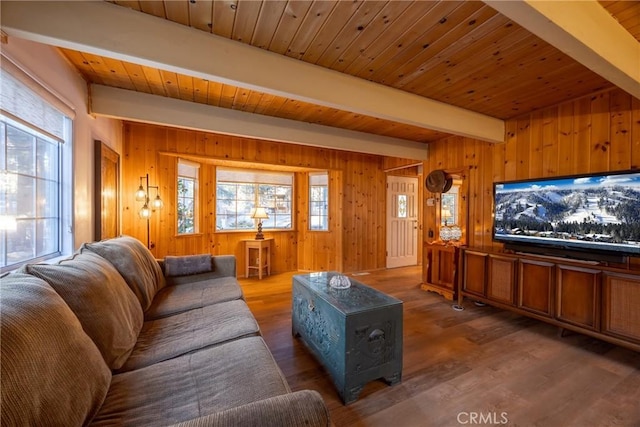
{"left": 493, "top": 171, "right": 640, "bottom": 256}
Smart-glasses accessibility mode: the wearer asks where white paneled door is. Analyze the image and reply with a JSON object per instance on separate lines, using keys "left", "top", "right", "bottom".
{"left": 386, "top": 176, "right": 419, "bottom": 268}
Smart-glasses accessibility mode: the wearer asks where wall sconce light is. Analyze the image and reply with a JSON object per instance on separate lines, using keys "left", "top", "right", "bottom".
{"left": 135, "top": 174, "right": 163, "bottom": 248}
{"left": 250, "top": 207, "right": 269, "bottom": 240}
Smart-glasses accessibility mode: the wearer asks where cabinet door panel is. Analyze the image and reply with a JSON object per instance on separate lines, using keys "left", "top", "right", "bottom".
{"left": 463, "top": 251, "right": 487, "bottom": 296}
{"left": 602, "top": 273, "right": 640, "bottom": 343}
{"left": 556, "top": 266, "right": 600, "bottom": 330}
{"left": 518, "top": 260, "right": 554, "bottom": 317}
{"left": 422, "top": 244, "right": 460, "bottom": 300}
{"left": 487, "top": 256, "right": 516, "bottom": 305}
{"left": 433, "top": 246, "right": 456, "bottom": 289}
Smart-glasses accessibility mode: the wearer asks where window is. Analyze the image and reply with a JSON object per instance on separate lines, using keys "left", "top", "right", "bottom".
{"left": 216, "top": 168, "right": 293, "bottom": 231}
{"left": 1, "top": 61, "right": 73, "bottom": 271}
{"left": 177, "top": 159, "right": 200, "bottom": 234}
{"left": 309, "top": 172, "right": 329, "bottom": 230}
{"left": 441, "top": 184, "right": 459, "bottom": 226}
{"left": 397, "top": 194, "right": 407, "bottom": 219}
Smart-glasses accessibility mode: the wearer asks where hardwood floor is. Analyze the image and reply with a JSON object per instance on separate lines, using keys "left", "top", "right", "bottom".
{"left": 240, "top": 267, "right": 640, "bottom": 427}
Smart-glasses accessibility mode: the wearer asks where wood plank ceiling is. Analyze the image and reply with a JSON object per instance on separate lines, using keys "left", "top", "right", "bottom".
{"left": 57, "top": 0, "right": 639, "bottom": 144}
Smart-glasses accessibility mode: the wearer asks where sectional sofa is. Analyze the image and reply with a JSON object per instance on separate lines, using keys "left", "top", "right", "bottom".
{"left": 1, "top": 236, "right": 330, "bottom": 426}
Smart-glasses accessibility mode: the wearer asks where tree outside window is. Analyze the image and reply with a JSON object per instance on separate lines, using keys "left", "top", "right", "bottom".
{"left": 177, "top": 159, "right": 199, "bottom": 234}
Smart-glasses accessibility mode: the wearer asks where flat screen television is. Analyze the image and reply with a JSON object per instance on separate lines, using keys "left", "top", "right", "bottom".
{"left": 493, "top": 170, "right": 640, "bottom": 262}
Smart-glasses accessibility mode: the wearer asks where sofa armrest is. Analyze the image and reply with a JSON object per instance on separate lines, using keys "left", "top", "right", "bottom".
{"left": 211, "top": 255, "right": 236, "bottom": 278}
{"left": 169, "top": 390, "right": 330, "bottom": 427}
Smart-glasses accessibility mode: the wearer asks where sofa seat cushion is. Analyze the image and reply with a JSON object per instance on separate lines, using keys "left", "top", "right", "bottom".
{"left": 1, "top": 273, "right": 112, "bottom": 427}
{"left": 83, "top": 236, "right": 166, "bottom": 311}
{"left": 20, "top": 251, "right": 144, "bottom": 370}
{"left": 118, "top": 299, "right": 260, "bottom": 372}
{"left": 90, "top": 336, "right": 291, "bottom": 426}
{"left": 171, "top": 390, "right": 331, "bottom": 427}
{"left": 145, "top": 277, "right": 243, "bottom": 320}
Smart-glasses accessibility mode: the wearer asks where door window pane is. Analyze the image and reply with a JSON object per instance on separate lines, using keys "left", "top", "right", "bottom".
{"left": 398, "top": 194, "right": 407, "bottom": 218}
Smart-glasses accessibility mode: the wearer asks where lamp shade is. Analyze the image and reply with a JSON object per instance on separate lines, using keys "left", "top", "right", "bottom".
{"left": 135, "top": 185, "right": 147, "bottom": 201}
{"left": 441, "top": 206, "right": 453, "bottom": 224}
{"left": 139, "top": 204, "right": 151, "bottom": 219}
{"left": 251, "top": 207, "right": 269, "bottom": 220}
{"left": 152, "top": 195, "right": 164, "bottom": 210}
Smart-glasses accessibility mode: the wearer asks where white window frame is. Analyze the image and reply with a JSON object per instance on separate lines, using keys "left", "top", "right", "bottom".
{"left": 1, "top": 57, "right": 73, "bottom": 272}
{"left": 177, "top": 158, "right": 200, "bottom": 235}
{"left": 309, "top": 172, "right": 329, "bottom": 231}
{"left": 216, "top": 168, "right": 293, "bottom": 232}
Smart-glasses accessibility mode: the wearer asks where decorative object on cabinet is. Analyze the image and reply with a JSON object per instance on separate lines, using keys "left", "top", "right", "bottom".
{"left": 439, "top": 207, "right": 453, "bottom": 241}
{"left": 330, "top": 274, "right": 351, "bottom": 289}
{"left": 250, "top": 207, "right": 269, "bottom": 240}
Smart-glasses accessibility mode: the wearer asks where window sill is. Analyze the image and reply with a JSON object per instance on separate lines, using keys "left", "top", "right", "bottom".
{"left": 215, "top": 229, "right": 295, "bottom": 234}
{"left": 174, "top": 233, "right": 204, "bottom": 238}
{"left": 1, "top": 252, "right": 71, "bottom": 273}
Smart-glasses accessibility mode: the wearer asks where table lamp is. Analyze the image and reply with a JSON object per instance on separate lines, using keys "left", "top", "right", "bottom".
{"left": 251, "top": 207, "right": 269, "bottom": 240}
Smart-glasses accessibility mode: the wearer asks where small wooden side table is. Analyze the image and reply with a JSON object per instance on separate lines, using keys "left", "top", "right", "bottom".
{"left": 244, "top": 238, "right": 273, "bottom": 279}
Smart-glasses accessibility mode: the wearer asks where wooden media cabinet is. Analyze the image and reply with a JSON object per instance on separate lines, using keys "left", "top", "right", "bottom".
{"left": 458, "top": 248, "right": 640, "bottom": 352}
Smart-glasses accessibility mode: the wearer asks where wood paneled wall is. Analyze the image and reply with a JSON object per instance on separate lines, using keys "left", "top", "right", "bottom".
{"left": 424, "top": 88, "right": 640, "bottom": 268}
{"left": 122, "top": 89, "right": 639, "bottom": 276}
{"left": 121, "top": 123, "right": 411, "bottom": 275}
{"left": 296, "top": 170, "right": 344, "bottom": 272}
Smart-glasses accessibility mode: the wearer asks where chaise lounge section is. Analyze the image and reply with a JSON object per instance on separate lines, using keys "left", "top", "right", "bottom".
{"left": 1, "top": 236, "right": 330, "bottom": 426}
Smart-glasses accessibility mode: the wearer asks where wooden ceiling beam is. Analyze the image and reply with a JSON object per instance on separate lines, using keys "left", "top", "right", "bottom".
{"left": 90, "top": 84, "right": 430, "bottom": 160}
{"left": 484, "top": 0, "right": 640, "bottom": 100}
{"left": 0, "top": 0, "right": 505, "bottom": 143}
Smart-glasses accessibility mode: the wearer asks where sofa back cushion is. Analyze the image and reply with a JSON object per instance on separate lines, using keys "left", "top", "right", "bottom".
{"left": 83, "top": 236, "right": 166, "bottom": 311}
{"left": 1, "top": 273, "right": 111, "bottom": 426}
{"left": 21, "top": 250, "right": 143, "bottom": 369}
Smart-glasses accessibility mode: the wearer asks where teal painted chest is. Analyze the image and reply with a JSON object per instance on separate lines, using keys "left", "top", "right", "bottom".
{"left": 292, "top": 272, "right": 403, "bottom": 404}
